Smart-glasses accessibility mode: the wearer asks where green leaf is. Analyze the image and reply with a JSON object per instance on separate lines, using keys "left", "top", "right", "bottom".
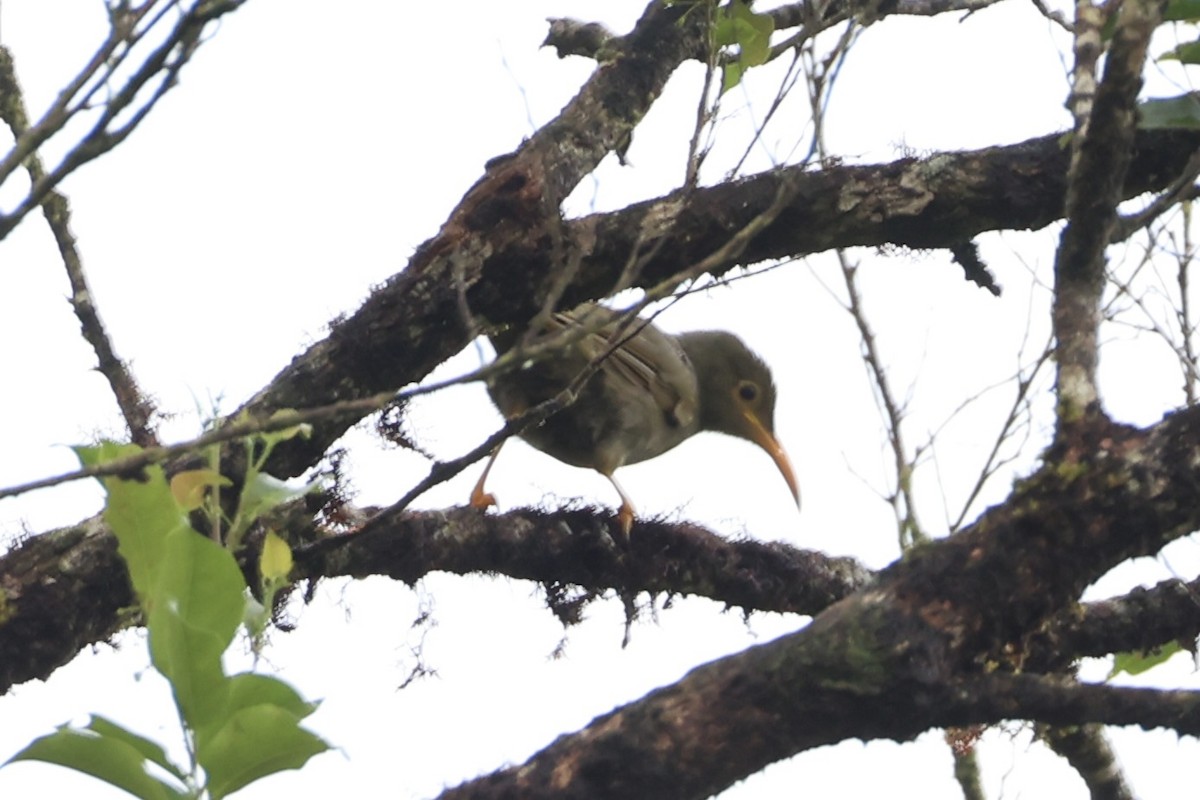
{"left": 1165, "top": 0, "right": 1200, "bottom": 21}
{"left": 1138, "top": 95, "right": 1200, "bottom": 130}
{"left": 169, "top": 469, "right": 231, "bottom": 511}
{"left": 243, "top": 593, "right": 270, "bottom": 642}
{"left": 722, "top": 60, "right": 746, "bottom": 94}
{"left": 713, "top": 0, "right": 774, "bottom": 93}
{"left": 257, "top": 531, "right": 295, "bottom": 637}
{"left": 226, "top": 673, "right": 320, "bottom": 720}
{"left": 242, "top": 474, "right": 315, "bottom": 522}
{"left": 1110, "top": 642, "right": 1183, "bottom": 678}
{"left": 729, "top": 0, "right": 773, "bottom": 67}
{"left": 1160, "top": 38, "right": 1200, "bottom": 64}
{"left": 77, "top": 443, "right": 189, "bottom": 603}
{"left": 194, "top": 673, "right": 320, "bottom": 753}
{"left": 148, "top": 527, "right": 245, "bottom": 733}
{"left": 713, "top": 10, "right": 740, "bottom": 47}
{"left": 75, "top": 440, "right": 142, "bottom": 472}
{"left": 260, "top": 530, "right": 294, "bottom": 584}
{"left": 5, "top": 721, "right": 188, "bottom": 800}
{"left": 229, "top": 474, "right": 319, "bottom": 549}
{"left": 86, "top": 716, "right": 188, "bottom": 783}
{"left": 256, "top": 410, "right": 312, "bottom": 450}
{"left": 199, "top": 704, "right": 329, "bottom": 800}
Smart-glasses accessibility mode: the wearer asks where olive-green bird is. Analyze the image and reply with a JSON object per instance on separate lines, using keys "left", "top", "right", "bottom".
{"left": 471, "top": 303, "right": 799, "bottom": 534}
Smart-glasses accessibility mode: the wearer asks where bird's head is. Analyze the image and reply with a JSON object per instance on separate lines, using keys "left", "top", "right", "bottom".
{"left": 677, "top": 330, "right": 800, "bottom": 508}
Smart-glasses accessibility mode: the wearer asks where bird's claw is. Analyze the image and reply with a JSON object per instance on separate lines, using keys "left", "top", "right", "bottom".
{"left": 616, "top": 504, "right": 635, "bottom": 543}
{"left": 469, "top": 487, "right": 497, "bottom": 510}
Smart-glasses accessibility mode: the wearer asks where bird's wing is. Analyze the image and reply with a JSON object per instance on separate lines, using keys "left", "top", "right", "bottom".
{"left": 554, "top": 307, "right": 698, "bottom": 430}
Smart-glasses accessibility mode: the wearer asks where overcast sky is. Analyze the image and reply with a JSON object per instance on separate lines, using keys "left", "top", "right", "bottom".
{"left": 2, "top": 1, "right": 1200, "bottom": 798}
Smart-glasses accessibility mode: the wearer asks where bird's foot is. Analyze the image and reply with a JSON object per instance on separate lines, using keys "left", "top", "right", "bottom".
{"left": 470, "top": 446, "right": 503, "bottom": 510}
{"left": 469, "top": 486, "right": 497, "bottom": 510}
{"left": 616, "top": 504, "right": 635, "bottom": 544}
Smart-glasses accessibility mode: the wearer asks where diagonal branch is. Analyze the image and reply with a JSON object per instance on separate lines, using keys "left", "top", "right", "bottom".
{"left": 0, "top": 49, "right": 158, "bottom": 447}
{"left": 0, "top": 1, "right": 248, "bottom": 241}
{"left": 432, "top": 405, "right": 1200, "bottom": 800}
{"left": 242, "top": 126, "right": 1200, "bottom": 483}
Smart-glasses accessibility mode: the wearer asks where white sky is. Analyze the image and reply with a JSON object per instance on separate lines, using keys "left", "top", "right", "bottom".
{"left": 2, "top": 1, "right": 1200, "bottom": 798}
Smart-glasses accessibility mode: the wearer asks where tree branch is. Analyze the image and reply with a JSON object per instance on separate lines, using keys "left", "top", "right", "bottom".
{"left": 0, "top": 1, "right": 248, "bottom": 241}
{"left": 1052, "top": 0, "right": 1162, "bottom": 425}
{"left": 0, "top": 49, "right": 158, "bottom": 447}
{"left": 242, "top": 126, "right": 1200, "bottom": 483}
{"left": 1043, "top": 724, "right": 1135, "bottom": 800}
{"left": 293, "top": 505, "right": 872, "bottom": 616}
{"left": 0, "top": 504, "right": 872, "bottom": 696}
{"left": 433, "top": 406, "right": 1200, "bottom": 799}
{"left": 1032, "top": 575, "right": 1200, "bottom": 668}
{"left": 6, "top": 125, "right": 1200, "bottom": 695}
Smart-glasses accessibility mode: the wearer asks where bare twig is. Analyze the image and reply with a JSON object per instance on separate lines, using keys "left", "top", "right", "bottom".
{"left": 1178, "top": 203, "right": 1197, "bottom": 405}
{"left": 1104, "top": 215, "right": 1200, "bottom": 405}
{"left": 1030, "top": 0, "right": 1075, "bottom": 31}
{"left": 938, "top": 336, "right": 1055, "bottom": 532}
{"left": 800, "top": 22, "right": 925, "bottom": 546}
{"left": 0, "top": 0, "right": 248, "bottom": 241}
{"left": 0, "top": 396, "right": 392, "bottom": 501}
{"left": 0, "top": 47, "right": 158, "bottom": 446}
{"left": 838, "top": 252, "right": 928, "bottom": 547}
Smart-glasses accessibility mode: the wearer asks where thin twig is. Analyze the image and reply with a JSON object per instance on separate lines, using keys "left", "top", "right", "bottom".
{"left": 0, "top": 47, "right": 158, "bottom": 446}
{"left": 0, "top": 0, "right": 247, "bottom": 241}
{"left": 1178, "top": 202, "right": 1197, "bottom": 405}
{"left": 802, "top": 23, "right": 925, "bottom": 546}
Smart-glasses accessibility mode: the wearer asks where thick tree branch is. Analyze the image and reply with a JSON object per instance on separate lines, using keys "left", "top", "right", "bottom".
{"left": 6, "top": 400, "right": 1200, "bottom": 791}
{"left": 246, "top": 126, "right": 1200, "bottom": 483}
{"left": 235, "top": 0, "right": 707, "bottom": 479}
{"left": 293, "top": 506, "right": 871, "bottom": 616}
{"left": 435, "top": 407, "right": 1200, "bottom": 799}
{"left": 0, "top": 507, "right": 870, "bottom": 696}
{"left": 1032, "top": 575, "right": 1200, "bottom": 668}
{"left": 6, "top": 125, "right": 1200, "bottom": 695}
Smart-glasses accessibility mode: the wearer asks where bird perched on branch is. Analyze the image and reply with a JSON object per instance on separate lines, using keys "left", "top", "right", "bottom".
{"left": 470, "top": 303, "right": 799, "bottom": 536}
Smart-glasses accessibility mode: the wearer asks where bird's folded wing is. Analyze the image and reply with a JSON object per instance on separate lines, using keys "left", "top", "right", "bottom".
{"left": 554, "top": 308, "right": 698, "bottom": 430}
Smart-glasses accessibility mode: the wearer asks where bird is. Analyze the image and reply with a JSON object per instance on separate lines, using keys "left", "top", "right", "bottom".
{"left": 470, "top": 302, "right": 799, "bottom": 536}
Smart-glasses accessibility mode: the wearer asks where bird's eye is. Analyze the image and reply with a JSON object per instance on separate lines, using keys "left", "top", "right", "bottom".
{"left": 737, "top": 381, "right": 758, "bottom": 402}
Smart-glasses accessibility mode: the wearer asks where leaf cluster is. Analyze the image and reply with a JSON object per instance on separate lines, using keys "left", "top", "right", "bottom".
{"left": 3, "top": 431, "right": 326, "bottom": 800}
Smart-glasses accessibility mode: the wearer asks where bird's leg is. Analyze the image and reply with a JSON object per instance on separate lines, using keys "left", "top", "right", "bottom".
{"left": 470, "top": 443, "right": 505, "bottom": 509}
{"left": 605, "top": 472, "right": 636, "bottom": 539}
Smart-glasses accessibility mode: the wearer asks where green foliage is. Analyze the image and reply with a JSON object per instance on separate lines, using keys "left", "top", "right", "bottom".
{"left": 1109, "top": 641, "right": 1184, "bottom": 679}
{"left": 1159, "top": 39, "right": 1200, "bottom": 64}
{"left": 3, "top": 426, "right": 327, "bottom": 799}
{"left": 1143, "top": 0, "right": 1200, "bottom": 128}
{"left": 1166, "top": 0, "right": 1200, "bottom": 22}
{"left": 714, "top": 0, "right": 774, "bottom": 94}
{"left": 194, "top": 411, "right": 319, "bottom": 551}
{"left": 1138, "top": 95, "right": 1200, "bottom": 129}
